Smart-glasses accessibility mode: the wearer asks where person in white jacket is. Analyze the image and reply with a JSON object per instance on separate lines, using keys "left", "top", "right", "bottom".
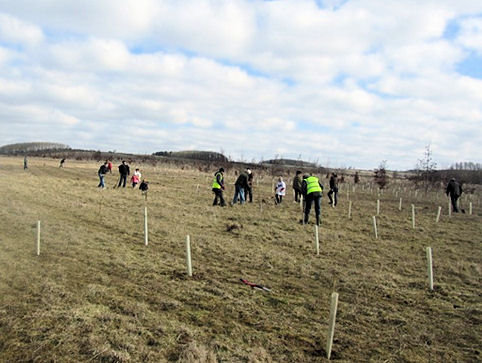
{"left": 275, "top": 176, "right": 286, "bottom": 204}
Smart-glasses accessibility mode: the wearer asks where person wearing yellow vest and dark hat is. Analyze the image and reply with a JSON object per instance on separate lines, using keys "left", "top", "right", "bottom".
{"left": 212, "top": 168, "right": 226, "bottom": 206}
{"left": 301, "top": 174, "right": 324, "bottom": 225}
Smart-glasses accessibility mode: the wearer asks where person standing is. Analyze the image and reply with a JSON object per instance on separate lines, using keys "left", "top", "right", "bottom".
{"left": 245, "top": 169, "right": 254, "bottom": 203}
{"left": 327, "top": 173, "right": 338, "bottom": 206}
{"left": 292, "top": 170, "right": 302, "bottom": 202}
{"left": 131, "top": 174, "right": 140, "bottom": 188}
{"left": 446, "top": 178, "right": 462, "bottom": 213}
{"left": 131, "top": 168, "right": 141, "bottom": 187}
{"left": 212, "top": 168, "right": 226, "bottom": 207}
{"left": 275, "top": 177, "right": 286, "bottom": 204}
{"left": 59, "top": 158, "right": 65, "bottom": 168}
{"left": 117, "top": 160, "right": 130, "bottom": 188}
{"left": 301, "top": 174, "right": 324, "bottom": 225}
{"left": 23, "top": 155, "right": 28, "bottom": 170}
{"left": 107, "top": 160, "right": 113, "bottom": 174}
{"left": 354, "top": 171, "right": 360, "bottom": 184}
{"left": 232, "top": 170, "right": 249, "bottom": 205}
{"left": 98, "top": 162, "right": 109, "bottom": 188}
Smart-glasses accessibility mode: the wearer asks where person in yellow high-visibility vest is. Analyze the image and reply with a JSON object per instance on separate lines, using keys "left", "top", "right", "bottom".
{"left": 301, "top": 174, "right": 324, "bottom": 225}
{"left": 212, "top": 168, "right": 226, "bottom": 206}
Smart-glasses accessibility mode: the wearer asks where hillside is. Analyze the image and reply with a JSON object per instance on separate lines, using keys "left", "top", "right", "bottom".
{"left": 0, "top": 142, "right": 70, "bottom": 154}
{"left": 0, "top": 156, "right": 480, "bottom": 362}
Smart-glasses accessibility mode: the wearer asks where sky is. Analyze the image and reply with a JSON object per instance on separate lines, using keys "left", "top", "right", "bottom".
{"left": 0, "top": 0, "right": 481, "bottom": 170}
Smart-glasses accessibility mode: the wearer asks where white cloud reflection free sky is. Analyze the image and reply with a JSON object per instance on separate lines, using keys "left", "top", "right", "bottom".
{"left": 1, "top": 0, "right": 481, "bottom": 169}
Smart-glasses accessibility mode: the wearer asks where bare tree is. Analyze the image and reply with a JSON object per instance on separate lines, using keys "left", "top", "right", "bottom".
{"left": 416, "top": 144, "right": 437, "bottom": 193}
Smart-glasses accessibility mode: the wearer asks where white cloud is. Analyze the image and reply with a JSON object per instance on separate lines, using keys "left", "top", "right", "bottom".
{"left": 0, "top": 13, "right": 43, "bottom": 45}
{"left": 0, "top": 1, "right": 481, "bottom": 169}
{"left": 456, "top": 17, "right": 482, "bottom": 54}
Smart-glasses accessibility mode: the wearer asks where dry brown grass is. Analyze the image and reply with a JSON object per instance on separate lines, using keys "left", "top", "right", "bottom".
{"left": 0, "top": 156, "right": 480, "bottom": 362}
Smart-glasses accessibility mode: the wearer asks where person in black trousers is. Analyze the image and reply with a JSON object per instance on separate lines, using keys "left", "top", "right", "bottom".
{"left": 292, "top": 170, "right": 302, "bottom": 202}
{"left": 212, "top": 168, "right": 226, "bottom": 206}
{"left": 245, "top": 168, "right": 254, "bottom": 203}
{"left": 117, "top": 160, "right": 130, "bottom": 188}
{"left": 327, "top": 172, "right": 338, "bottom": 206}
{"left": 446, "top": 178, "right": 462, "bottom": 212}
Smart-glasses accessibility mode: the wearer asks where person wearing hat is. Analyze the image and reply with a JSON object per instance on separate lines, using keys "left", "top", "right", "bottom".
{"left": 301, "top": 174, "right": 324, "bottom": 225}
{"left": 327, "top": 172, "right": 338, "bottom": 206}
{"left": 212, "top": 167, "right": 226, "bottom": 206}
{"left": 446, "top": 178, "right": 462, "bottom": 212}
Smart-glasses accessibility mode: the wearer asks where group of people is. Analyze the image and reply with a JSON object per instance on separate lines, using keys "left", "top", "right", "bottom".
{"left": 211, "top": 167, "right": 327, "bottom": 225}
{"left": 97, "top": 160, "right": 148, "bottom": 192}
{"left": 211, "top": 168, "right": 466, "bottom": 225}
{"left": 21, "top": 156, "right": 466, "bottom": 216}
{"left": 292, "top": 171, "right": 339, "bottom": 206}
{"left": 211, "top": 167, "right": 254, "bottom": 207}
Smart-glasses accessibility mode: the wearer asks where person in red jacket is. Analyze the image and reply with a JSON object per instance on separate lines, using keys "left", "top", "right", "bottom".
{"left": 106, "top": 160, "right": 113, "bottom": 173}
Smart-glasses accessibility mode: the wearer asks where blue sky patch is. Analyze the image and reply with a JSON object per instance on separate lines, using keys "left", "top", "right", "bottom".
{"left": 456, "top": 52, "right": 482, "bottom": 79}
{"left": 442, "top": 18, "right": 460, "bottom": 40}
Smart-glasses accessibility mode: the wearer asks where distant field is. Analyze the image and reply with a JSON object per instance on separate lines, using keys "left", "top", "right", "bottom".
{"left": 0, "top": 156, "right": 480, "bottom": 362}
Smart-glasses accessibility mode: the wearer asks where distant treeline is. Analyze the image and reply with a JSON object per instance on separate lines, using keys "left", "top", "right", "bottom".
{"left": 0, "top": 142, "right": 70, "bottom": 154}
{"left": 262, "top": 158, "right": 318, "bottom": 168}
{"left": 408, "top": 169, "right": 482, "bottom": 186}
{"left": 449, "top": 162, "right": 481, "bottom": 171}
{"left": 152, "top": 150, "right": 228, "bottom": 162}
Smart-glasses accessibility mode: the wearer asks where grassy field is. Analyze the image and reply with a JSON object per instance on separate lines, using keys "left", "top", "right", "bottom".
{"left": 0, "top": 156, "right": 480, "bottom": 362}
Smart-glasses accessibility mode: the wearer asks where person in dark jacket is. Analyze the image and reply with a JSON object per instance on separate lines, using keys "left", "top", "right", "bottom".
{"left": 232, "top": 170, "right": 249, "bottom": 205}
{"left": 139, "top": 179, "right": 149, "bottom": 192}
{"left": 446, "top": 178, "right": 462, "bottom": 212}
{"left": 292, "top": 170, "right": 302, "bottom": 202}
{"left": 301, "top": 174, "right": 324, "bottom": 225}
{"left": 327, "top": 173, "right": 338, "bottom": 206}
{"left": 212, "top": 168, "right": 226, "bottom": 206}
{"left": 245, "top": 169, "right": 254, "bottom": 203}
{"left": 98, "top": 162, "right": 109, "bottom": 188}
{"left": 117, "top": 160, "right": 130, "bottom": 188}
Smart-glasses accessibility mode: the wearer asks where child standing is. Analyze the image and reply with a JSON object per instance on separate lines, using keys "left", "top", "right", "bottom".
{"left": 131, "top": 168, "right": 142, "bottom": 188}
{"left": 275, "top": 176, "right": 286, "bottom": 204}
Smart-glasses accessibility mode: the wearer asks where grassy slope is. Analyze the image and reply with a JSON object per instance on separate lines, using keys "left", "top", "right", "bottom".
{"left": 0, "top": 156, "right": 480, "bottom": 362}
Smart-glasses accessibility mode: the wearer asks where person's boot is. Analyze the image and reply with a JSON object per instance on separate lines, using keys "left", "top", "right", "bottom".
{"left": 316, "top": 215, "right": 320, "bottom": 225}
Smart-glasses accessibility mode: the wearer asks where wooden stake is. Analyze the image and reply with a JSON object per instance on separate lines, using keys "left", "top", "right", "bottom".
{"left": 326, "top": 292, "right": 339, "bottom": 359}
{"left": 315, "top": 225, "right": 319, "bottom": 255}
{"left": 377, "top": 199, "right": 380, "bottom": 215}
{"left": 186, "top": 235, "right": 192, "bottom": 277}
{"left": 469, "top": 202, "right": 473, "bottom": 215}
{"left": 436, "top": 206, "right": 441, "bottom": 223}
{"left": 196, "top": 184, "right": 199, "bottom": 194}
{"left": 348, "top": 201, "right": 352, "bottom": 219}
{"left": 144, "top": 206, "right": 148, "bottom": 246}
{"left": 372, "top": 216, "right": 378, "bottom": 239}
{"left": 448, "top": 198, "right": 452, "bottom": 217}
{"left": 411, "top": 204, "right": 415, "bottom": 229}
{"left": 36, "top": 220, "right": 41, "bottom": 256}
{"left": 426, "top": 247, "right": 433, "bottom": 290}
